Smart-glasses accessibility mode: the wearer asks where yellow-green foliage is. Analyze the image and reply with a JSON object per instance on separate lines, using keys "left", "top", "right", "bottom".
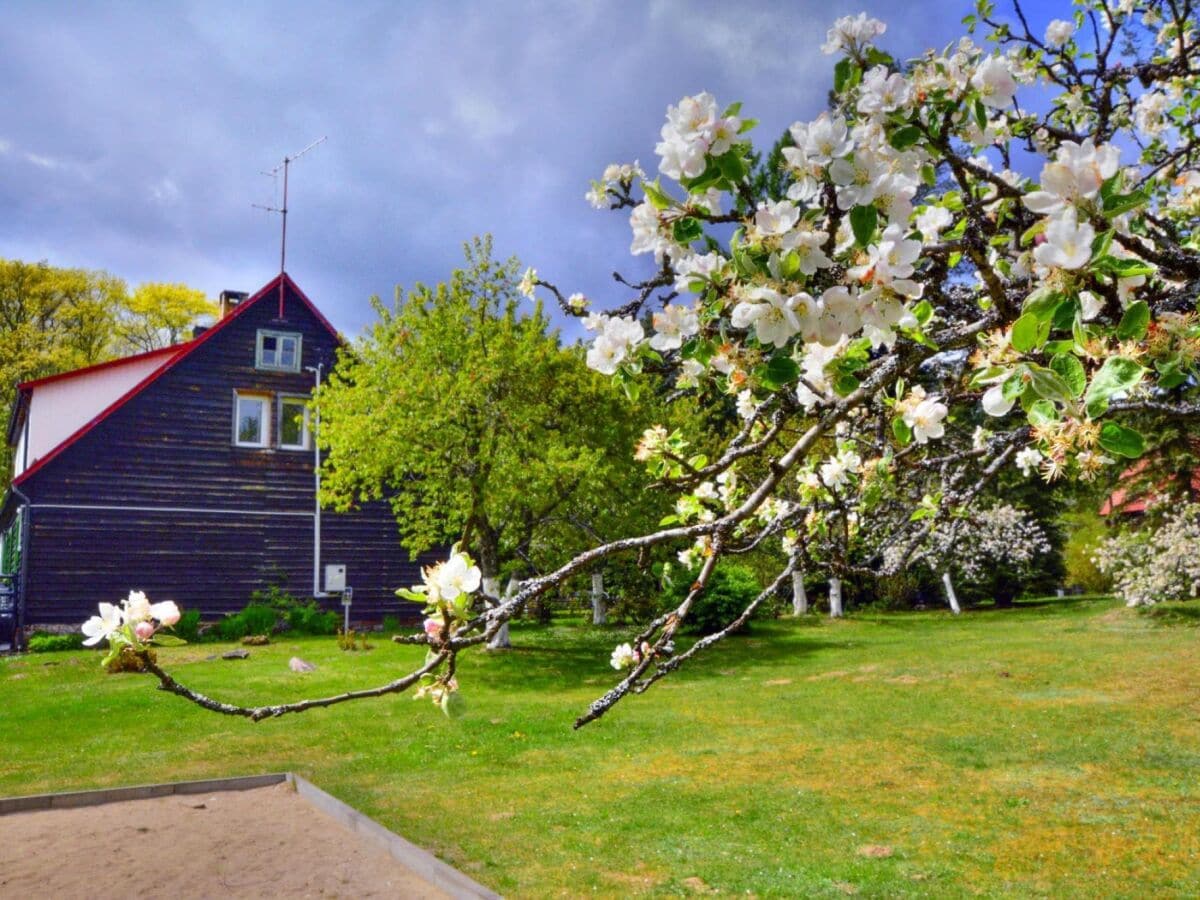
{"left": 1062, "top": 509, "right": 1114, "bottom": 594}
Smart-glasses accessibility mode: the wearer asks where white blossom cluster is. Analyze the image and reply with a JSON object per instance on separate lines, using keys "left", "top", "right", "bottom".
{"left": 1095, "top": 504, "right": 1200, "bottom": 607}
{"left": 891, "top": 503, "right": 1052, "bottom": 586}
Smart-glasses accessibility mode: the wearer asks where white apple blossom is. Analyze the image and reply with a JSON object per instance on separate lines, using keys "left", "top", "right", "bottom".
{"left": 735, "top": 389, "right": 757, "bottom": 421}
{"left": 982, "top": 383, "right": 1016, "bottom": 417}
{"left": 1135, "top": 90, "right": 1171, "bottom": 137}
{"left": 610, "top": 642, "right": 637, "bottom": 670}
{"left": 786, "top": 112, "right": 854, "bottom": 167}
{"left": 124, "top": 590, "right": 151, "bottom": 623}
{"left": 906, "top": 397, "right": 948, "bottom": 443}
{"left": 650, "top": 303, "right": 700, "bottom": 351}
{"left": 857, "top": 66, "right": 911, "bottom": 116}
{"left": 518, "top": 267, "right": 538, "bottom": 298}
{"left": 1023, "top": 138, "right": 1121, "bottom": 214}
{"left": 1033, "top": 207, "right": 1095, "bottom": 270}
{"left": 629, "top": 202, "right": 669, "bottom": 259}
{"left": 821, "top": 12, "right": 886, "bottom": 56}
{"left": 752, "top": 199, "right": 800, "bottom": 238}
{"left": 819, "top": 447, "right": 862, "bottom": 490}
{"left": 780, "top": 229, "right": 832, "bottom": 275}
{"left": 436, "top": 552, "right": 482, "bottom": 601}
{"left": 915, "top": 205, "right": 953, "bottom": 243}
{"left": 1015, "top": 446, "right": 1044, "bottom": 477}
{"left": 81, "top": 603, "right": 124, "bottom": 647}
{"left": 730, "top": 287, "right": 806, "bottom": 347}
{"left": 1044, "top": 19, "right": 1075, "bottom": 47}
{"left": 656, "top": 92, "right": 740, "bottom": 180}
{"left": 971, "top": 56, "right": 1018, "bottom": 109}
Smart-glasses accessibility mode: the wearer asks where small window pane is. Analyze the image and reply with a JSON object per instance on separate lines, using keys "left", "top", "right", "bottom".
{"left": 279, "top": 337, "right": 296, "bottom": 368}
{"left": 237, "top": 396, "right": 265, "bottom": 445}
{"left": 261, "top": 335, "right": 278, "bottom": 366}
{"left": 280, "top": 399, "right": 307, "bottom": 448}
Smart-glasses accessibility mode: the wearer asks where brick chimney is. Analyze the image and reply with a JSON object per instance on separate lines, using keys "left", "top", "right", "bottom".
{"left": 219, "top": 290, "right": 248, "bottom": 319}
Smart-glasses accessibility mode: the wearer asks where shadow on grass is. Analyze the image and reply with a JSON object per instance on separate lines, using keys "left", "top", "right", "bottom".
{"left": 465, "top": 622, "right": 850, "bottom": 692}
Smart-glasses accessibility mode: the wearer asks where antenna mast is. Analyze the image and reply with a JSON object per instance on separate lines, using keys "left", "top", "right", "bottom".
{"left": 253, "top": 135, "right": 326, "bottom": 317}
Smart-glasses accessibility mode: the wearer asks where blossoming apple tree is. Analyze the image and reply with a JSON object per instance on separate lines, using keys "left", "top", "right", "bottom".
{"left": 91, "top": 0, "right": 1200, "bottom": 727}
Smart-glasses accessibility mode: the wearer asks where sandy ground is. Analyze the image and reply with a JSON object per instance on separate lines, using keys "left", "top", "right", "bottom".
{"left": 0, "top": 782, "right": 452, "bottom": 899}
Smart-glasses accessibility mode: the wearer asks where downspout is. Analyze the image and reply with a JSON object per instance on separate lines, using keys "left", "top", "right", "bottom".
{"left": 305, "top": 364, "right": 326, "bottom": 598}
{"left": 9, "top": 482, "right": 31, "bottom": 652}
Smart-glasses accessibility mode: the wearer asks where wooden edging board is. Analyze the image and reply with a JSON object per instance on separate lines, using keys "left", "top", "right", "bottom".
{"left": 0, "top": 772, "right": 500, "bottom": 900}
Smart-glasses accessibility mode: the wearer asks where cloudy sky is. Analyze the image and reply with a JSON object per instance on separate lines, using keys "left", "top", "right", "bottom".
{"left": 0, "top": 0, "right": 1061, "bottom": 338}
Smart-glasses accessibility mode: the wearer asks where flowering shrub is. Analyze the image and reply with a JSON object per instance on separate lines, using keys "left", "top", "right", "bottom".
{"left": 1096, "top": 503, "right": 1200, "bottom": 607}
{"left": 892, "top": 503, "right": 1053, "bottom": 603}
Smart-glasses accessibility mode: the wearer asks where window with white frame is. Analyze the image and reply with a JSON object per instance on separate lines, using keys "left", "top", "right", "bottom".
{"left": 256, "top": 329, "right": 302, "bottom": 372}
{"left": 277, "top": 396, "right": 310, "bottom": 450}
{"left": 234, "top": 392, "right": 270, "bottom": 447}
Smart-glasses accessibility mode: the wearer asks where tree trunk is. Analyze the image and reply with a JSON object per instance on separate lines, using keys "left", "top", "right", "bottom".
{"left": 486, "top": 575, "right": 515, "bottom": 650}
{"left": 591, "top": 572, "right": 607, "bottom": 625}
{"left": 828, "top": 577, "right": 843, "bottom": 618}
{"left": 942, "top": 571, "right": 961, "bottom": 615}
{"left": 792, "top": 571, "right": 808, "bottom": 616}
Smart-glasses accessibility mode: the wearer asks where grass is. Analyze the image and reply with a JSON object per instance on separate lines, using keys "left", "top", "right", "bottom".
{"left": 2, "top": 596, "right": 1199, "bottom": 897}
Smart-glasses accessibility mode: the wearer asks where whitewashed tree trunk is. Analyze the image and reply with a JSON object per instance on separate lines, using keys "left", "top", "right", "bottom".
{"left": 485, "top": 575, "right": 512, "bottom": 650}
{"left": 792, "top": 571, "right": 808, "bottom": 616}
{"left": 591, "top": 572, "right": 607, "bottom": 625}
{"left": 828, "top": 577, "right": 843, "bottom": 618}
{"left": 942, "top": 571, "right": 961, "bottom": 615}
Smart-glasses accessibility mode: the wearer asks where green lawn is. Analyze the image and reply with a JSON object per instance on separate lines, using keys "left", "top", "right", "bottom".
{"left": 2, "top": 597, "right": 1198, "bottom": 897}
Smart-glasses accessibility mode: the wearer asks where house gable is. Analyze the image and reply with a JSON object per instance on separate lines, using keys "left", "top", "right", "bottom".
{"left": 14, "top": 274, "right": 339, "bottom": 501}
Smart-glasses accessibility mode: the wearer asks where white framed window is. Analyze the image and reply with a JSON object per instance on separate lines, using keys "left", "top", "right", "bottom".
{"left": 277, "top": 395, "right": 310, "bottom": 450}
{"left": 233, "top": 392, "right": 270, "bottom": 447}
{"left": 256, "top": 329, "right": 302, "bottom": 372}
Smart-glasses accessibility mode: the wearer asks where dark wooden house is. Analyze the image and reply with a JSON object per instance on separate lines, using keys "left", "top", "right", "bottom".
{"left": 0, "top": 274, "right": 428, "bottom": 634}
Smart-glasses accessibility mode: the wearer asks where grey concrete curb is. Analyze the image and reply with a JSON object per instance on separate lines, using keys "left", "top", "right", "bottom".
{"left": 0, "top": 773, "right": 500, "bottom": 900}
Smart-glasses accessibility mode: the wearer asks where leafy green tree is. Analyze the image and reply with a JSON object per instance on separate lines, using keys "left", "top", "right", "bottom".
{"left": 114, "top": 282, "right": 217, "bottom": 352}
{"left": 316, "top": 237, "right": 671, "bottom": 640}
{"left": 0, "top": 259, "right": 127, "bottom": 484}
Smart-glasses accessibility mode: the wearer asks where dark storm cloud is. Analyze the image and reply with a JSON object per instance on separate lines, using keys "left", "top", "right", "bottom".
{"left": 0, "top": 0, "right": 976, "bottom": 337}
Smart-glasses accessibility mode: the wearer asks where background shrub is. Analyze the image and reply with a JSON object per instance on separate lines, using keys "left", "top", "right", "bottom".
{"left": 172, "top": 609, "right": 203, "bottom": 643}
{"left": 28, "top": 632, "right": 84, "bottom": 653}
{"left": 1061, "top": 509, "right": 1114, "bottom": 594}
{"left": 214, "top": 603, "right": 279, "bottom": 641}
{"left": 663, "top": 563, "right": 764, "bottom": 635}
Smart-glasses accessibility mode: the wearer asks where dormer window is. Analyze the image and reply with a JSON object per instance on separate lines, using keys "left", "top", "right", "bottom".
{"left": 256, "top": 329, "right": 302, "bottom": 372}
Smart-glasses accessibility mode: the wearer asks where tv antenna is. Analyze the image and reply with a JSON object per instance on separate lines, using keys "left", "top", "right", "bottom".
{"left": 253, "top": 135, "right": 327, "bottom": 317}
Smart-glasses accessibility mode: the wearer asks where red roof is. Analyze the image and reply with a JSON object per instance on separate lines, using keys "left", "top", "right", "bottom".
{"left": 1100, "top": 458, "right": 1200, "bottom": 515}
{"left": 12, "top": 273, "right": 338, "bottom": 488}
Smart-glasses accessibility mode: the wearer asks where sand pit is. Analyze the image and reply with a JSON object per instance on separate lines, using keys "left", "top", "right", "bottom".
{"left": 0, "top": 777, "right": 491, "bottom": 899}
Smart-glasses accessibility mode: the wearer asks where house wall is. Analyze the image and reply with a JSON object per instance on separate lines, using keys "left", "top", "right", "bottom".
{"left": 15, "top": 280, "right": 433, "bottom": 625}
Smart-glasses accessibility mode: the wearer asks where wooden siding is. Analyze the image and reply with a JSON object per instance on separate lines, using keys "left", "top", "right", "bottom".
{"left": 16, "top": 280, "right": 435, "bottom": 626}
{"left": 24, "top": 504, "right": 431, "bottom": 625}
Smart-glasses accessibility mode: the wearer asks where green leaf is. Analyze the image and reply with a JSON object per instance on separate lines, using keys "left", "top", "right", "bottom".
{"left": 849, "top": 205, "right": 878, "bottom": 247}
{"left": 723, "top": 101, "right": 743, "bottom": 117}
{"left": 1026, "top": 399, "right": 1058, "bottom": 427}
{"left": 834, "top": 58, "right": 860, "bottom": 93}
{"left": 892, "top": 416, "right": 913, "bottom": 446}
{"left": 833, "top": 373, "right": 861, "bottom": 396}
{"left": 737, "top": 118, "right": 758, "bottom": 134}
{"left": 912, "top": 299, "right": 934, "bottom": 325}
{"left": 672, "top": 216, "right": 703, "bottom": 244}
{"left": 718, "top": 151, "right": 747, "bottom": 182}
{"left": 1051, "top": 297, "right": 1079, "bottom": 331}
{"left": 1102, "top": 187, "right": 1151, "bottom": 217}
{"left": 152, "top": 633, "right": 187, "bottom": 647}
{"left": 395, "top": 588, "right": 428, "bottom": 603}
{"left": 1115, "top": 301, "right": 1150, "bottom": 341}
{"left": 889, "top": 125, "right": 922, "bottom": 150}
{"left": 974, "top": 98, "right": 987, "bottom": 130}
{"left": 1022, "top": 288, "right": 1061, "bottom": 322}
{"left": 764, "top": 354, "right": 800, "bottom": 388}
{"left": 1049, "top": 353, "right": 1086, "bottom": 398}
{"left": 1084, "top": 356, "right": 1145, "bottom": 418}
{"left": 1093, "top": 255, "right": 1154, "bottom": 278}
{"left": 642, "top": 180, "right": 673, "bottom": 210}
{"left": 1027, "top": 365, "right": 1076, "bottom": 406}
{"left": 920, "top": 164, "right": 937, "bottom": 187}
{"left": 440, "top": 690, "right": 466, "bottom": 718}
{"left": 1011, "top": 313, "right": 1047, "bottom": 353}
{"left": 1098, "top": 422, "right": 1145, "bottom": 458}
